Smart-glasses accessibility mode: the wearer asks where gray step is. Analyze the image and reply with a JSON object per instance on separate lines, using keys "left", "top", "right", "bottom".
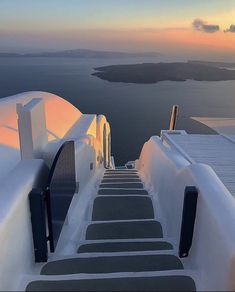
{"left": 86, "top": 221, "right": 163, "bottom": 240}
{"left": 92, "top": 196, "right": 154, "bottom": 221}
{"left": 103, "top": 174, "right": 140, "bottom": 179}
{"left": 100, "top": 183, "right": 143, "bottom": 189}
{"left": 101, "top": 178, "right": 141, "bottom": 183}
{"left": 26, "top": 275, "right": 196, "bottom": 291}
{"left": 105, "top": 171, "right": 137, "bottom": 175}
{"left": 78, "top": 241, "right": 173, "bottom": 253}
{"left": 40, "top": 254, "right": 183, "bottom": 275}
{"left": 106, "top": 169, "right": 137, "bottom": 172}
{"left": 98, "top": 189, "right": 148, "bottom": 196}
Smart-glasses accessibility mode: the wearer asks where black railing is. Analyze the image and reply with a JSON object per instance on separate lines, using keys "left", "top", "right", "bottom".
{"left": 29, "top": 140, "right": 76, "bottom": 261}
{"left": 29, "top": 188, "right": 48, "bottom": 262}
{"left": 169, "top": 105, "right": 179, "bottom": 130}
{"left": 46, "top": 140, "right": 76, "bottom": 252}
{"left": 179, "top": 186, "right": 198, "bottom": 258}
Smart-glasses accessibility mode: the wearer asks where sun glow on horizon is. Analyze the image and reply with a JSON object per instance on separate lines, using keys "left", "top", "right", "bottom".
{"left": 1, "top": 0, "right": 235, "bottom": 59}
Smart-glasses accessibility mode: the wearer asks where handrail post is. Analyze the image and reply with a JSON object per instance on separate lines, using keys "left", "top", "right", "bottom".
{"left": 169, "top": 105, "right": 179, "bottom": 130}
{"left": 179, "top": 186, "right": 198, "bottom": 258}
{"left": 29, "top": 188, "right": 48, "bottom": 262}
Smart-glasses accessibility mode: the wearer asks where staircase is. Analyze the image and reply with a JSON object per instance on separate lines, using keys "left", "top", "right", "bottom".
{"left": 26, "top": 169, "right": 196, "bottom": 291}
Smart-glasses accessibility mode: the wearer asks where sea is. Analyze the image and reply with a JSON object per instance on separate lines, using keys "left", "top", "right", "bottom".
{"left": 0, "top": 56, "right": 235, "bottom": 165}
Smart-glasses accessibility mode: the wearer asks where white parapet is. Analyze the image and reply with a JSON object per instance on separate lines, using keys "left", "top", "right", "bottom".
{"left": 17, "top": 98, "right": 48, "bottom": 159}
{"left": 65, "top": 114, "right": 97, "bottom": 139}
{"left": 138, "top": 135, "right": 235, "bottom": 291}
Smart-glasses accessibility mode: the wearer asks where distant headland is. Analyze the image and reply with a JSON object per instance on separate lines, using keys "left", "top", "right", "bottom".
{"left": 188, "top": 60, "right": 235, "bottom": 68}
{"left": 92, "top": 62, "right": 235, "bottom": 84}
{"left": 0, "top": 49, "right": 162, "bottom": 59}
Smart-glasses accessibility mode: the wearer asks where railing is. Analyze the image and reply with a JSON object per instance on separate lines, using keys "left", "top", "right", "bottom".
{"left": 29, "top": 141, "right": 76, "bottom": 262}
{"left": 179, "top": 186, "right": 198, "bottom": 258}
{"left": 46, "top": 140, "right": 76, "bottom": 252}
{"left": 169, "top": 105, "right": 179, "bottom": 130}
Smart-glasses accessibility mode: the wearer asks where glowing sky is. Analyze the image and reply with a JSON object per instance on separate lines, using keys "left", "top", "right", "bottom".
{"left": 1, "top": 0, "right": 235, "bottom": 59}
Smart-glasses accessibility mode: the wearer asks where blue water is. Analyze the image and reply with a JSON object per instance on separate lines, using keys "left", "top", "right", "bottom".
{"left": 0, "top": 57, "right": 235, "bottom": 165}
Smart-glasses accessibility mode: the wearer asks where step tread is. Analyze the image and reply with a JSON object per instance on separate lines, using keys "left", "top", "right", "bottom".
{"left": 86, "top": 221, "right": 163, "bottom": 240}
{"left": 92, "top": 196, "right": 154, "bottom": 221}
{"left": 101, "top": 178, "right": 142, "bottom": 183}
{"left": 105, "top": 170, "right": 137, "bottom": 172}
{"left": 98, "top": 189, "right": 148, "bottom": 195}
{"left": 77, "top": 241, "right": 173, "bottom": 253}
{"left": 26, "top": 275, "right": 196, "bottom": 291}
{"left": 103, "top": 175, "right": 140, "bottom": 179}
{"left": 105, "top": 172, "right": 138, "bottom": 175}
{"left": 40, "top": 255, "right": 183, "bottom": 275}
{"left": 99, "top": 182, "right": 143, "bottom": 189}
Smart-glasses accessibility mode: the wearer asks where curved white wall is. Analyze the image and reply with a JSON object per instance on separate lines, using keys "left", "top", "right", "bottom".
{"left": 96, "top": 115, "right": 111, "bottom": 168}
{"left": 0, "top": 91, "right": 111, "bottom": 291}
{"left": 138, "top": 136, "right": 235, "bottom": 291}
{"left": 0, "top": 91, "right": 82, "bottom": 182}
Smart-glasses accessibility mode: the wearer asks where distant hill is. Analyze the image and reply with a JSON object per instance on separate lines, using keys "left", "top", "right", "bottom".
{"left": 93, "top": 62, "right": 235, "bottom": 84}
{"left": 0, "top": 49, "right": 162, "bottom": 58}
{"left": 188, "top": 60, "right": 235, "bottom": 68}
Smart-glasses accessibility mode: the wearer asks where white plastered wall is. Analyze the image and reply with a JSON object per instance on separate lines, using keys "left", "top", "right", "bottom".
{"left": 138, "top": 136, "right": 235, "bottom": 291}
{"left": 0, "top": 160, "right": 49, "bottom": 291}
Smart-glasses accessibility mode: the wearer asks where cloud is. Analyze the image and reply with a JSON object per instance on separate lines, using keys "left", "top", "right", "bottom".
{"left": 192, "top": 19, "right": 220, "bottom": 33}
{"left": 224, "top": 24, "right": 235, "bottom": 33}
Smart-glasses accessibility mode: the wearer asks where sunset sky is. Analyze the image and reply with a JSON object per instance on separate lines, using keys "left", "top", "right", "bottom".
{"left": 1, "top": 0, "right": 235, "bottom": 59}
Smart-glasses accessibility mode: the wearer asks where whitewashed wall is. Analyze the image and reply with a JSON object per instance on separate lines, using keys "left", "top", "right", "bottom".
{"left": 0, "top": 91, "right": 82, "bottom": 181}
{"left": 138, "top": 136, "right": 235, "bottom": 291}
{"left": 0, "top": 91, "right": 112, "bottom": 291}
{"left": 0, "top": 160, "right": 48, "bottom": 291}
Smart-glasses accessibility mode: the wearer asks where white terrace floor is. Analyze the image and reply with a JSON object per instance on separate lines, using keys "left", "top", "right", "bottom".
{"left": 165, "top": 134, "right": 235, "bottom": 198}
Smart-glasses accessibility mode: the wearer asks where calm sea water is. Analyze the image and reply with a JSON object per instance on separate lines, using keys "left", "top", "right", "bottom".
{"left": 0, "top": 57, "right": 235, "bottom": 165}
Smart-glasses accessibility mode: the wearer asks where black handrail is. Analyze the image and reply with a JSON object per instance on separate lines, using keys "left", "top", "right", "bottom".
{"left": 46, "top": 140, "right": 76, "bottom": 252}
{"left": 29, "top": 188, "right": 48, "bottom": 262}
{"left": 179, "top": 186, "right": 198, "bottom": 258}
{"left": 29, "top": 140, "right": 76, "bottom": 261}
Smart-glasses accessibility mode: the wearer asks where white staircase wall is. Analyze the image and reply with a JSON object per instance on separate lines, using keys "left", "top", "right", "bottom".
{"left": 0, "top": 160, "right": 49, "bottom": 291}
{"left": 138, "top": 135, "right": 235, "bottom": 291}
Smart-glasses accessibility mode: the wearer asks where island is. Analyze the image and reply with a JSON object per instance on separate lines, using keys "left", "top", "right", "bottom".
{"left": 188, "top": 60, "right": 235, "bottom": 68}
{"left": 92, "top": 62, "right": 235, "bottom": 84}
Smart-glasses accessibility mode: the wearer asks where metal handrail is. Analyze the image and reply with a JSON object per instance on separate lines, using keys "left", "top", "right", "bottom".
{"left": 46, "top": 140, "right": 76, "bottom": 252}
{"left": 169, "top": 105, "right": 179, "bottom": 130}
{"left": 29, "top": 140, "right": 76, "bottom": 262}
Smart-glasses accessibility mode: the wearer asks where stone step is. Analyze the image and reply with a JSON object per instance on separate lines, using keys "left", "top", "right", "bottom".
{"left": 40, "top": 254, "right": 183, "bottom": 275}
{"left": 101, "top": 178, "right": 142, "bottom": 183}
{"left": 77, "top": 241, "right": 173, "bottom": 253}
{"left": 98, "top": 189, "right": 148, "bottom": 196}
{"left": 105, "top": 170, "right": 137, "bottom": 175}
{"left": 26, "top": 275, "right": 196, "bottom": 291}
{"left": 86, "top": 221, "right": 163, "bottom": 240}
{"left": 99, "top": 183, "right": 143, "bottom": 189}
{"left": 106, "top": 169, "right": 137, "bottom": 172}
{"left": 92, "top": 196, "right": 154, "bottom": 221}
{"left": 103, "top": 174, "right": 140, "bottom": 179}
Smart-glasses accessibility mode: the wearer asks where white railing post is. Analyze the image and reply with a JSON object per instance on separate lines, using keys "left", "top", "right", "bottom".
{"left": 17, "top": 98, "right": 48, "bottom": 159}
